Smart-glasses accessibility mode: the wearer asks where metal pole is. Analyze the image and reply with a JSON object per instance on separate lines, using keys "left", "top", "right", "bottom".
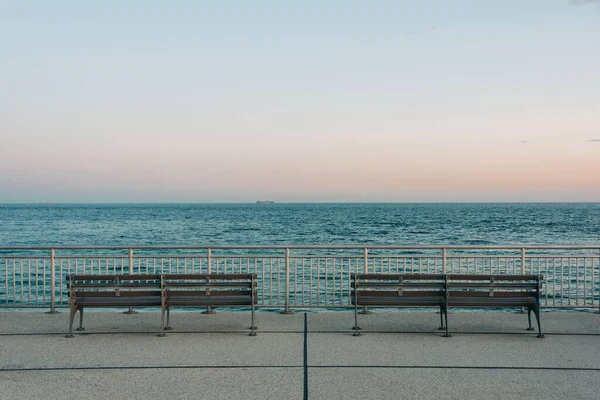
{"left": 46, "top": 249, "right": 58, "bottom": 314}
{"left": 438, "top": 248, "right": 448, "bottom": 317}
{"left": 203, "top": 248, "right": 216, "bottom": 314}
{"left": 519, "top": 248, "right": 526, "bottom": 313}
{"left": 361, "top": 248, "right": 371, "bottom": 314}
{"left": 280, "top": 248, "right": 293, "bottom": 314}
{"left": 124, "top": 248, "right": 137, "bottom": 314}
{"left": 442, "top": 248, "right": 447, "bottom": 274}
{"left": 597, "top": 249, "right": 600, "bottom": 314}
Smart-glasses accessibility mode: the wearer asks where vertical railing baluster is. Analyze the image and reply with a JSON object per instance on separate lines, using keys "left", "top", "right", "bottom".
{"left": 12, "top": 259, "right": 16, "bottom": 307}
{"left": 575, "top": 257, "right": 579, "bottom": 306}
{"left": 442, "top": 248, "right": 447, "bottom": 275}
{"left": 125, "top": 248, "right": 136, "bottom": 314}
{"left": 20, "top": 259, "right": 23, "bottom": 306}
{"left": 27, "top": 260, "right": 31, "bottom": 306}
{"left": 35, "top": 259, "right": 40, "bottom": 305}
{"left": 281, "top": 248, "right": 293, "bottom": 314}
{"left": 597, "top": 249, "right": 600, "bottom": 313}
{"left": 47, "top": 249, "right": 57, "bottom": 314}
{"left": 4, "top": 258, "right": 8, "bottom": 307}
{"left": 519, "top": 248, "right": 526, "bottom": 313}
{"left": 203, "top": 248, "right": 216, "bottom": 314}
{"left": 293, "top": 258, "right": 298, "bottom": 306}
{"left": 583, "top": 258, "right": 587, "bottom": 307}
{"left": 362, "top": 248, "right": 371, "bottom": 314}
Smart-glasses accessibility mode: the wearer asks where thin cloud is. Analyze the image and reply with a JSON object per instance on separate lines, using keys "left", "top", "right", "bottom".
{"left": 590, "top": 139, "right": 600, "bottom": 142}
{"left": 517, "top": 140, "right": 528, "bottom": 144}
{"left": 569, "top": 0, "right": 599, "bottom": 6}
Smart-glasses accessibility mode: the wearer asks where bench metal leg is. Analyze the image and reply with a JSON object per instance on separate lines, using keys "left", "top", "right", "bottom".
{"left": 123, "top": 306, "right": 138, "bottom": 314}
{"left": 353, "top": 304, "right": 361, "bottom": 336}
{"left": 76, "top": 307, "right": 85, "bottom": 331}
{"left": 202, "top": 306, "right": 216, "bottom": 315}
{"left": 438, "top": 306, "right": 445, "bottom": 330}
{"left": 66, "top": 305, "right": 77, "bottom": 338}
{"left": 442, "top": 306, "right": 451, "bottom": 337}
{"left": 158, "top": 307, "right": 167, "bottom": 337}
{"left": 526, "top": 307, "right": 534, "bottom": 331}
{"left": 533, "top": 305, "right": 544, "bottom": 338}
{"left": 249, "top": 303, "right": 257, "bottom": 336}
{"left": 164, "top": 307, "right": 172, "bottom": 330}
{"left": 359, "top": 306, "right": 372, "bottom": 315}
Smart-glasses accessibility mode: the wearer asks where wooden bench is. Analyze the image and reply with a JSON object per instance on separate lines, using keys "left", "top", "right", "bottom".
{"left": 446, "top": 274, "right": 544, "bottom": 338}
{"left": 160, "top": 273, "right": 257, "bottom": 337}
{"left": 351, "top": 274, "right": 449, "bottom": 337}
{"left": 351, "top": 273, "right": 544, "bottom": 338}
{"left": 65, "top": 273, "right": 258, "bottom": 337}
{"left": 66, "top": 274, "right": 162, "bottom": 338}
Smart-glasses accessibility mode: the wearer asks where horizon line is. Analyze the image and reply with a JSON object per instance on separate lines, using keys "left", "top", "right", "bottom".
{"left": 1, "top": 201, "right": 600, "bottom": 205}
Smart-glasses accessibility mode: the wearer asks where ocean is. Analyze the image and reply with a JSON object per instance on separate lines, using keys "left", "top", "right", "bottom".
{"left": 0, "top": 203, "right": 599, "bottom": 246}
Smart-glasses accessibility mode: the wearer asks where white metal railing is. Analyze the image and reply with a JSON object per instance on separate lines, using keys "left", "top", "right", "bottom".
{"left": 1, "top": 245, "right": 599, "bottom": 312}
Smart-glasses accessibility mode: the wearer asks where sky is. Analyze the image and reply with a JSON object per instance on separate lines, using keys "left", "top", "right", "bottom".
{"left": 1, "top": 0, "right": 599, "bottom": 203}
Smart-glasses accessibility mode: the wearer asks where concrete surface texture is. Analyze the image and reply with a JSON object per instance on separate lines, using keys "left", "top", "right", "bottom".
{"left": 0, "top": 310, "right": 599, "bottom": 400}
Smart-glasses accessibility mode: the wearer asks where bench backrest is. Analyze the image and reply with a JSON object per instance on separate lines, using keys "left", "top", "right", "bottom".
{"left": 162, "top": 273, "right": 257, "bottom": 306}
{"left": 351, "top": 274, "right": 446, "bottom": 306}
{"left": 66, "top": 274, "right": 163, "bottom": 308}
{"left": 446, "top": 274, "right": 542, "bottom": 305}
{"left": 67, "top": 274, "right": 162, "bottom": 296}
{"left": 351, "top": 274, "right": 543, "bottom": 307}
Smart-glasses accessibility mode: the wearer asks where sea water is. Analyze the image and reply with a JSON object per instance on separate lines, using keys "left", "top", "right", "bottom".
{"left": 1, "top": 203, "right": 599, "bottom": 246}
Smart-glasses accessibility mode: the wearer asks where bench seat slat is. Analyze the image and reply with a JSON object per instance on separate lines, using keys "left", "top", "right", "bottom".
{"left": 352, "top": 296, "right": 444, "bottom": 306}
{"left": 74, "top": 296, "right": 161, "bottom": 306}
{"left": 448, "top": 299, "right": 536, "bottom": 307}
{"left": 448, "top": 283, "right": 538, "bottom": 289}
{"left": 67, "top": 274, "right": 161, "bottom": 281}
{"left": 447, "top": 274, "right": 540, "bottom": 281}
{"left": 166, "top": 290, "right": 253, "bottom": 296}
{"left": 163, "top": 282, "right": 253, "bottom": 288}
{"left": 74, "top": 290, "right": 161, "bottom": 297}
{"left": 352, "top": 282, "right": 445, "bottom": 289}
{"left": 355, "top": 290, "right": 444, "bottom": 297}
{"left": 353, "top": 274, "right": 445, "bottom": 280}
{"left": 162, "top": 274, "right": 253, "bottom": 280}
{"left": 71, "top": 283, "right": 161, "bottom": 289}
{"left": 165, "top": 298, "right": 255, "bottom": 306}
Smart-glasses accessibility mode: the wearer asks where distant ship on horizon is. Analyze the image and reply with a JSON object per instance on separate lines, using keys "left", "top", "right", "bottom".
{"left": 256, "top": 200, "right": 275, "bottom": 204}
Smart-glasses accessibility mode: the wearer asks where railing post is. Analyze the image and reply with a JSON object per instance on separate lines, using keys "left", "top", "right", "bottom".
{"left": 597, "top": 248, "right": 600, "bottom": 314}
{"left": 202, "top": 248, "right": 216, "bottom": 314}
{"left": 281, "top": 248, "right": 293, "bottom": 314}
{"left": 437, "top": 248, "right": 448, "bottom": 317}
{"left": 519, "top": 247, "right": 526, "bottom": 313}
{"left": 46, "top": 249, "right": 58, "bottom": 314}
{"left": 442, "top": 248, "right": 447, "bottom": 274}
{"left": 124, "top": 248, "right": 137, "bottom": 314}
{"left": 361, "top": 248, "right": 372, "bottom": 314}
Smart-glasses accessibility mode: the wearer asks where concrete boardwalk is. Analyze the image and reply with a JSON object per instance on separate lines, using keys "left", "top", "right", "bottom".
{"left": 1, "top": 310, "right": 599, "bottom": 400}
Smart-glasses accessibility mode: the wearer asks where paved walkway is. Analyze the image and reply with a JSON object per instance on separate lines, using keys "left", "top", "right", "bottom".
{"left": 1, "top": 310, "right": 599, "bottom": 399}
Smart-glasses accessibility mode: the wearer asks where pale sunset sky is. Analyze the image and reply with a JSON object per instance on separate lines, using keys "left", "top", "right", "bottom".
{"left": 1, "top": 0, "right": 599, "bottom": 203}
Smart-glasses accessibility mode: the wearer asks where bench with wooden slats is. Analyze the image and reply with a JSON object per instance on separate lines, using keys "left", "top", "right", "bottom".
{"left": 66, "top": 274, "right": 162, "bottom": 337}
{"left": 351, "top": 273, "right": 544, "bottom": 338}
{"left": 65, "top": 273, "right": 258, "bottom": 338}
{"left": 351, "top": 274, "right": 449, "bottom": 337}
{"left": 160, "top": 273, "right": 257, "bottom": 336}
{"left": 446, "top": 274, "right": 544, "bottom": 338}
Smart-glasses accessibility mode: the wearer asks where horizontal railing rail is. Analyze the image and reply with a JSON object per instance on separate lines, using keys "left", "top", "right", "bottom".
{"left": 1, "top": 245, "right": 599, "bottom": 313}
